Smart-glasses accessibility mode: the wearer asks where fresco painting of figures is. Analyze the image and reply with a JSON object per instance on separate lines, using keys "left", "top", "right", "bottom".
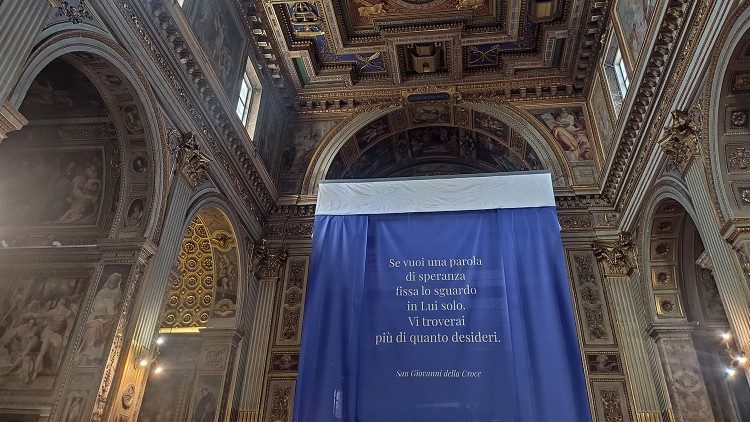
{"left": 0, "top": 274, "right": 88, "bottom": 390}
{"left": 0, "top": 149, "right": 105, "bottom": 227}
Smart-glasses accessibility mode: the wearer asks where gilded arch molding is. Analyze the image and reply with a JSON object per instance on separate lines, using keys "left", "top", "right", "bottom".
{"left": 8, "top": 30, "right": 169, "bottom": 241}
{"left": 300, "top": 101, "right": 570, "bottom": 196}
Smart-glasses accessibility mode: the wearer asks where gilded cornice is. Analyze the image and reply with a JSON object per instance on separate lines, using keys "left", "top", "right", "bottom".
{"left": 116, "top": 0, "right": 713, "bottom": 217}
{"left": 113, "top": 0, "right": 277, "bottom": 222}
{"left": 556, "top": 0, "right": 701, "bottom": 211}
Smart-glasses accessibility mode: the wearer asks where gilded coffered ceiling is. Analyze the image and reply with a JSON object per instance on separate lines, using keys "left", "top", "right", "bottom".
{"left": 260, "top": 0, "right": 607, "bottom": 101}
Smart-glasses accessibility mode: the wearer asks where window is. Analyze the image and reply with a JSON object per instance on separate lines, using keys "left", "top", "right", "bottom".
{"left": 613, "top": 48, "right": 630, "bottom": 94}
{"left": 601, "top": 32, "right": 628, "bottom": 116}
{"left": 236, "top": 58, "right": 263, "bottom": 139}
{"left": 236, "top": 73, "right": 252, "bottom": 125}
{"left": 176, "top": 0, "right": 185, "bottom": 6}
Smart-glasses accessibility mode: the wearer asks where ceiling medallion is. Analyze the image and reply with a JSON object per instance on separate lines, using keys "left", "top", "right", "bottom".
{"left": 57, "top": 0, "right": 93, "bottom": 24}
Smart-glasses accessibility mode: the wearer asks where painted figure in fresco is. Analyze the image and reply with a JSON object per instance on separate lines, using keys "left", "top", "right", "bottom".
{"left": 0, "top": 318, "right": 40, "bottom": 385}
{"left": 75, "top": 272, "right": 123, "bottom": 366}
{"left": 57, "top": 163, "right": 102, "bottom": 224}
{"left": 287, "top": 127, "right": 320, "bottom": 174}
{"left": 539, "top": 109, "right": 592, "bottom": 161}
{"left": 198, "top": 0, "right": 233, "bottom": 83}
{"left": 24, "top": 78, "right": 75, "bottom": 110}
{"left": 356, "top": 118, "right": 388, "bottom": 147}
{"left": 193, "top": 387, "right": 218, "bottom": 422}
{"left": 32, "top": 297, "right": 75, "bottom": 380}
{"left": 125, "top": 200, "right": 144, "bottom": 228}
{"left": 215, "top": 254, "right": 237, "bottom": 303}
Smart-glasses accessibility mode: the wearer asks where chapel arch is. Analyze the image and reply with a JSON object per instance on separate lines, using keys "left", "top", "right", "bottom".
{"left": 5, "top": 34, "right": 167, "bottom": 241}
{"left": 137, "top": 204, "right": 244, "bottom": 421}
{"left": 300, "top": 102, "right": 569, "bottom": 195}
{"left": 643, "top": 197, "right": 750, "bottom": 420}
{"left": 0, "top": 48, "right": 164, "bottom": 245}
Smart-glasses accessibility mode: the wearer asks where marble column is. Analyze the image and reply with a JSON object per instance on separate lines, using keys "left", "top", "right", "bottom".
{"left": 238, "top": 276, "right": 277, "bottom": 422}
{"left": 684, "top": 158, "right": 750, "bottom": 384}
{"left": 0, "top": 0, "right": 50, "bottom": 101}
{"left": 649, "top": 324, "right": 715, "bottom": 422}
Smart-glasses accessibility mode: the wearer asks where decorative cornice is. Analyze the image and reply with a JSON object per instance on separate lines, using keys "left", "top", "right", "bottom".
{"left": 659, "top": 109, "right": 701, "bottom": 174}
{"left": 114, "top": 0, "right": 276, "bottom": 221}
{"left": 592, "top": 231, "right": 636, "bottom": 277}
{"left": 556, "top": 0, "right": 696, "bottom": 210}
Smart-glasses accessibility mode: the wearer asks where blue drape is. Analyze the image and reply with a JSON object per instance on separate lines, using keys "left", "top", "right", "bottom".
{"left": 294, "top": 207, "right": 590, "bottom": 422}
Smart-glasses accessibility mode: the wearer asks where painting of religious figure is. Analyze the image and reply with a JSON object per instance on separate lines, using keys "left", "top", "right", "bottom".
{"left": 474, "top": 111, "right": 509, "bottom": 141}
{"left": 280, "top": 120, "right": 337, "bottom": 175}
{"left": 0, "top": 149, "right": 105, "bottom": 227}
{"left": 190, "top": 374, "right": 223, "bottom": 422}
{"left": 530, "top": 107, "right": 594, "bottom": 162}
{"left": 213, "top": 251, "right": 238, "bottom": 318}
{"left": 0, "top": 273, "right": 88, "bottom": 390}
{"left": 184, "top": 0, "right": 246, "bottom": 97}
{"left": 616, "top": 0, "right": 658, "bottom": 65}
{"left": 74, "top": 265, "right": 131, "bottom": 367}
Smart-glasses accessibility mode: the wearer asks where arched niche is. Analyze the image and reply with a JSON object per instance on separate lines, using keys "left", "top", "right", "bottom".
{"left": 137, "top": 204, "right": 244, "bottom": 420}
{"left": 300, "top": 102, "right": 569, "bottom": 195}
{"left": 5, "top": 34, "right": 166, "bottom": 242}
{"left": 709, "top": 6, "right": 750, "bottom": 221}
{"left": 161, "top": 206, "right": 243, "bottom": 332}
{"left": 640, "top": 190, "right": 750, "bottom": 420}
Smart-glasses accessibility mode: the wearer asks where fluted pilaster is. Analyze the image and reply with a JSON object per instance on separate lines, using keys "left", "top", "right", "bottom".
{"left": 606, "top": 273, "right": 668, "bottom": 421}
{"left": 238, "top": 277, "right": 277, "bottom": 422}
{"left": 0, "top": 0, "right": 50, "bottom": 101}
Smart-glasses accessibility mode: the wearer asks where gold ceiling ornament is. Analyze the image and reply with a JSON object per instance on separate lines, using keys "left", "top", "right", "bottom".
{"left": 659, "top": 109, "right": 701, "bottom": 175}
{"left": 211, "top": 230, "right": 237, "bottom": 252}
{"left": 173, "top": 132, "right": 211, "bottom": 189}
{"left": 161, "top": 218, "right": 215, "bottom": 329}
{"left": 592, "top": 231, "right": 636, "bottom": 277}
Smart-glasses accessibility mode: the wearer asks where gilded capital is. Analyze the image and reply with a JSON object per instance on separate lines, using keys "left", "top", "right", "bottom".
{"left": 659, "top": 109, "right": 700, "bottom": 174}
{"left": 592, "top": 231, "right": 636, "bottom": 277}
{"left": 251, "top": 239, "right": 288, "bottom": 281}
{"left": 173, "top": 132, "right": 210, "bottom": 189}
